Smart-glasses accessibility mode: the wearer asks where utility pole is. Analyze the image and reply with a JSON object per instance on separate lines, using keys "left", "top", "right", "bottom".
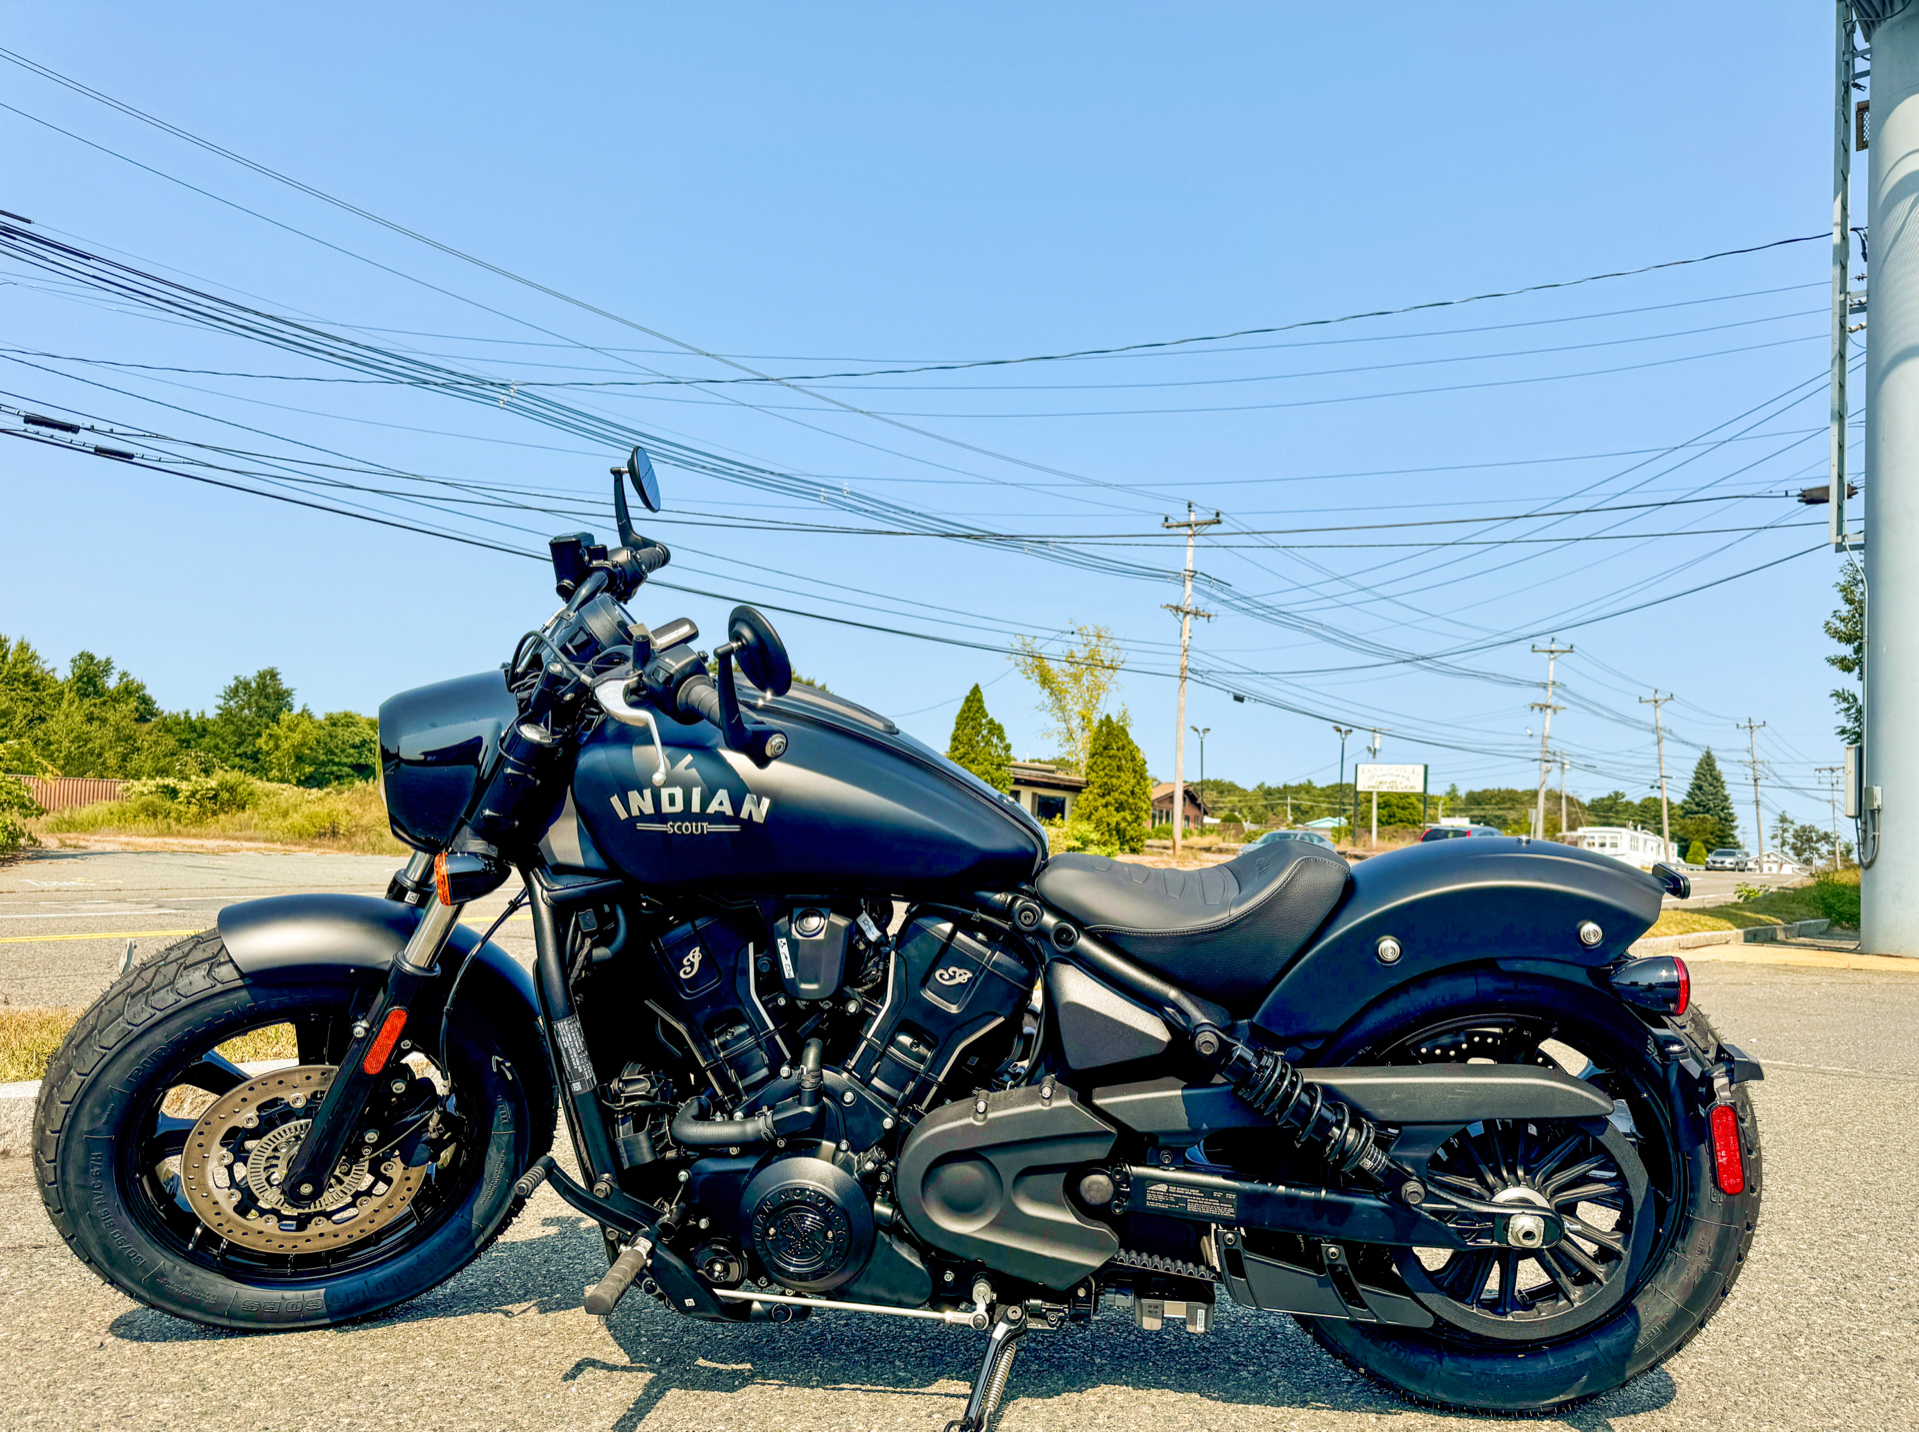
{"left": 1860, "top": 0, "right": 1919, "bottom": 952}
{"left": 1833, "top": 0, "right": 1858, "bottom": 552}
{"left": 1558, "top": 752, "right": 1569, "bottom": 837}
{"left": 1738, "top": 718, "right": 1768, "bottom": 866}
{"left": 1367, "top": 728, "right": 1382, "bottom": 848}
{"left": 1190, "top": 726, "right": 1210, "bottom": 828}
{"left": 1640, "top": 690, "right": 1674, "bottom": 856}
{"left": 1334, "top": 726, "right": 1352, "bottom": 847}
{"left": 1817, "top": 764, "right": 1845, "bottom": 869}
{"left": 1163, "top": 503, "right": 1219, "bottom": 861}
{"left": 1530, "top": 642, "right": 1573, "bottom": 840}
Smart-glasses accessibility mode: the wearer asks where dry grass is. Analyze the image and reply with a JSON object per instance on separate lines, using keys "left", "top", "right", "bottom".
{"left": 39, "top": 781, "right": 405, "bottom": 855}
{"left": 0, "top": 1007, "right": 297, "bottom": 1084}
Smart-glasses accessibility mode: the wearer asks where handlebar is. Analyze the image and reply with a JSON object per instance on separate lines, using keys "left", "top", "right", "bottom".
{"left": 676, "top": 674, "right": 726, "bottom": 728}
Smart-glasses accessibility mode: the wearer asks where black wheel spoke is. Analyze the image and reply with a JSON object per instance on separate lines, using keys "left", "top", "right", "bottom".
{"left": 1537, "top": 1248, "right": 1582, "bottom": 1303}
{"left": 1553, "top": 1178, "right": 1627, "bottom": 1206}
{"left": 1446, "top": 1250, "right": 1496, "bottom": 1304}
{"left": 143, "top": 1111, "right": 199, "bottom": 1163}
{"left": 1562, "top": 1217, "right": 1625, "bottom": 1254}
{"left": 1529, "top": 1131, "right": 1587, "bottom": 1185}
{"left": 1542, "top": 1155, "right": 1607, "bottom": 1197}
{"left": 1493, "top": 1252, "right": 1526, "bottom": 1315}
{"left": 294, "top": 1014, "right": 335, "bottom": 1066}
{"left": 1556, "top": 1236, "right": 1609, "bottom": 1280}
{"left": 178, "top": 1049, "right": 250, "bottom": 1095}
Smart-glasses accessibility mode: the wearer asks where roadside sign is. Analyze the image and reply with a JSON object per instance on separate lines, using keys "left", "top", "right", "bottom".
{"left": 1355, "top": 763, "right": 1427, "bottom": 793}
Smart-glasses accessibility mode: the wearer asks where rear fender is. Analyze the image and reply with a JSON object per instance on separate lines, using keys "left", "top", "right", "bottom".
{"left": 216, "top": 893, "right": 551, "bottom": 1101}
{"left": 1253, "top": 838, "right": 1662, "bottom": 1045}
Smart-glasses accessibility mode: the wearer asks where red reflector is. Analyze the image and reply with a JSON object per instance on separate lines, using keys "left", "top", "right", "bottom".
{"left": 433, "top": 852, "right": 452, "bottom": 906}
{"left": 362, "top": 1007, "right": 409, "bottom": 1074}
{"left": 1674, "top": 957, "right": 1690, "bottom": 1016}
{"left": 1709, "top": 1102, "right": 1745, "bottom": 1194}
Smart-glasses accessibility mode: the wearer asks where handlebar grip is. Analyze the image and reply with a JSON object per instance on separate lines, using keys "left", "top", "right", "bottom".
{"left": 678, "top": 674, "right": 727, "bottom": 728}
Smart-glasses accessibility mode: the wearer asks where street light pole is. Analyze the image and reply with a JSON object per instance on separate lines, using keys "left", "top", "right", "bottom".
{"left": 1190, "top": 725, "right": 1210, "bottom": 831}
{"left": 1367, "top": 728, "right": 1382, "bottom": 848}
{"left": 1334, "top": 726, "right": 1353, "bottom": 847}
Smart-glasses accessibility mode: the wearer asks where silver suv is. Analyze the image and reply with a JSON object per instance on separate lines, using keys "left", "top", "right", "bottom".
{"left": 1705, "top": 847, "right": 1752, "bottom": 871}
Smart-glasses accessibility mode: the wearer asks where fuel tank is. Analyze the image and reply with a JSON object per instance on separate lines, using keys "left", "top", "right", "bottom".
{"left": 573, "top": 684, "right": 1045, "bottom": 895}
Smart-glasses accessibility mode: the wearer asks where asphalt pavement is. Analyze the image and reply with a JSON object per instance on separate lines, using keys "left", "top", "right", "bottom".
{"left": 0, "top": 844, "right": 1914, "bottom": 1431}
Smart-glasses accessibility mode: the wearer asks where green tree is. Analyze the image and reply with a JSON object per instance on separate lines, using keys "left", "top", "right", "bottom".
{"left": 0, "top": 635, "right": 62, "bottom": 772}
{"left": 945, "top": 684, "right": 1012, "bottom": 793}
{"left": 1076, "top": 714, "right": 1152, "bottom": 853}
{"left": 1010, "top": 624, "right": 1124, "bottom": 773}
{"left": 1685, "top": 838, "right": 1709, "bottom": 866}
{"left": 207, "top": 669, "right": 296, "bottom": 774}
{"left": 1679, "top": 748, "right": 1738, "bottom": 850}
{"left": 0, "top": 773, "right": 42, "bottom": 855}
{"left": 1825, "top": 567, "right": 1863, "bottom": 746}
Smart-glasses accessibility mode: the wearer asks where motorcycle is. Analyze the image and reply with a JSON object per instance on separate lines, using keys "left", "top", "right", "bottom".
{"left": 33, "top": 449, "right": 1763, "bottom": 1428}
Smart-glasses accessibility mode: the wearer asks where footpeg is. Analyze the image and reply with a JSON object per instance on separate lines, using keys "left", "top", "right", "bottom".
{"left": 583, "top": 1235, "right": 653, "bottom": 1316}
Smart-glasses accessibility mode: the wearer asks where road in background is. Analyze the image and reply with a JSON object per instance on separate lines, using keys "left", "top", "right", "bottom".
{"left": 1, "top": 846, "right": 1912, "bottom": 1429}
{"left": 0, "top": 844, "right": 528, "bottom": 1010}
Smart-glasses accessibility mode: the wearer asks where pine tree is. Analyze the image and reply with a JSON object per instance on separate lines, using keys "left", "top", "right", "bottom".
{"left": 1077, "top": 714, "right": 1152, "bottom": 853}
{"left": 946, "top": 684, "right": 1012, "bottom": 793}
{"left": 1679, "top": 748, "right": 1738, "bottom": 849}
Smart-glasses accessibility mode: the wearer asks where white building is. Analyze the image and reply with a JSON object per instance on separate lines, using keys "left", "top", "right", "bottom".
{"left": 1569, "top": 825, "right": 1677, "bottom": 872}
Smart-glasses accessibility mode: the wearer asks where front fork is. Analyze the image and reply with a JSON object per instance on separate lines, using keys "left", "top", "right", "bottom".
{"left": 277, "top": 854, "right": 465, "bottom": 1202}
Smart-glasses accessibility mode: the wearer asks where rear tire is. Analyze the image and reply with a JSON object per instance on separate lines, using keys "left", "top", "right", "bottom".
{"left": 1299, "top": 969, "right": 1761, "bottom": 1413}
{"left": 33, "top": 930, "right": 555, "bottom": 1330}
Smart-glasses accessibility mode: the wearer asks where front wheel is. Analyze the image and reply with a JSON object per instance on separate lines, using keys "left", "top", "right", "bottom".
{"left": 32, "top": 930, "right": 553, "bottom": 1330}
{"left": 1300, "top": 970, "right": 1761, "bottom": 1413}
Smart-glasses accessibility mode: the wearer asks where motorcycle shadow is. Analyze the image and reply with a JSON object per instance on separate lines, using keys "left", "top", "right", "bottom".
{"left": 584, "top": 1290, "right": 1681, "bottom": 1432}
{"left": 104, "top": 1209, "right": 1677, "bottom": 1430}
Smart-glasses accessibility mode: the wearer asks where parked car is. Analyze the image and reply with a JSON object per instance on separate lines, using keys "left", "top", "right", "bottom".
{"left": 1419, "top": 824, "right": 1504, "bottom": 842}
{"left": 1705, "top": 847, "right": 1753, "bottom": 871}
{"left": 1251, "top": 828, "right": 1338, "bottom": 852}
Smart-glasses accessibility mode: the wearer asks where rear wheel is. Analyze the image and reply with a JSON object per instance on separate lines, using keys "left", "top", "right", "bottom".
{"left": 1299, "top": 970, "right": 1760, "bottom": 1413}
{"left": 33, "top": 930, "right": 552, "bottom": 1330}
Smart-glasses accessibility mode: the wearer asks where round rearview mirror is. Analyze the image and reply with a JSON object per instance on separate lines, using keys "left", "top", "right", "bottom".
{"left": 624, "top": 446, "right": 661, "bottom": 512}
{"left": 728, "top": 605, "right": 791, "bottom": 697}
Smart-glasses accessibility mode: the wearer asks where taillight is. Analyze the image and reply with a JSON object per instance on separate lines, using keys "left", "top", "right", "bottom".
{"left": 1709, "top": 1102, "right": 1745, "bottom": 1194}
{"left": 1606, "top": 954, "right": 1689, "bottom": 1015}
{"left": 362, "top": 1007, "right": 409, "bottom": 1074}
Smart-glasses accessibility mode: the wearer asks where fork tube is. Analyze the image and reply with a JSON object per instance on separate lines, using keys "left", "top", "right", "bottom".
{"left": 528, "top": 880, "right": 620, "bottom": 1187}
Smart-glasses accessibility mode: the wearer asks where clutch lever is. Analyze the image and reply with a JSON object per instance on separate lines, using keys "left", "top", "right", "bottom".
{"left": 592, "top": 677, "right": 669, "bottom": 787}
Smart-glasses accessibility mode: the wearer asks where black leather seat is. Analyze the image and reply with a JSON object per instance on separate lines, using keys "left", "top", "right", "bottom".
{"left": 1035, "top": 842, "right": 1350, "bottom": 1008}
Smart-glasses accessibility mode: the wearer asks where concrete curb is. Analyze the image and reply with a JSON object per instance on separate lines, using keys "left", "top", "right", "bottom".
{"left": 1629, "top": 917, "right": 1831, "bottom": 957}
{"left": 0, "top": 1061, "right": 295, "bottom": 1159}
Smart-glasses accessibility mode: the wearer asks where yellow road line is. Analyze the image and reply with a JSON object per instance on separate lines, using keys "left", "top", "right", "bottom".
{"left": 0, "top": 913, "right": 531, "bottom": 947}
{"left": 0, "top": 928, "right": 200, "bottom": 945}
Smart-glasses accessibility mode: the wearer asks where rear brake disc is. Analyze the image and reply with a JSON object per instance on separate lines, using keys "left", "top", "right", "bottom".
{"left": 177, "top": 1064, "right": 427, "bottom": 1254}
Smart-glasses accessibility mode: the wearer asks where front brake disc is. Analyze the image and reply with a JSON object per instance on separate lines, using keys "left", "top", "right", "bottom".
{"left": 178, "top": 1063, "right": 427, "bottom": 1254}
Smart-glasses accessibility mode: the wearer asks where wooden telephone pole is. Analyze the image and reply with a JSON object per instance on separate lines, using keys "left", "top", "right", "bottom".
{"left": 1530, "top": 642, "right": 1573, "bottom": 839}
{"left": 1738, "top": 718, "right": 1768, "bottom": 866}
{"left": 1640, "top": 690, "right": 1674, "bottom": 856}
{"left": 1163, "top": 503, "right": 1219, "bottom": 860}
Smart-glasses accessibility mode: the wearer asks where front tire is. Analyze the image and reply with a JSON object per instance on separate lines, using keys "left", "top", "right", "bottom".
{"left": 1300, "top": 969, "right": 1761, "bottom": 1413}
{"left": 33, "top": 930, "right": 554, "bottom": 1330}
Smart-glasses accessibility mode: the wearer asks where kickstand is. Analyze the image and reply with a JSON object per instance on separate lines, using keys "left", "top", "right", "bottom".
{"left": 946, "top": 1304, "right": 1029, "bottom": 1432}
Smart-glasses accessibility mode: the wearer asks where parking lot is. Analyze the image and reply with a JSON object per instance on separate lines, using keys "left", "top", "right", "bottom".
{"left": 2, "top": 844, "right": 1915, "bottom": 1430}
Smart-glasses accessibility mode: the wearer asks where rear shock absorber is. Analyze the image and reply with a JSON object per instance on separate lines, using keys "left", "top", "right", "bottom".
{"left": 1195, "top": 1028, "right": 1396, "bottom": 1181}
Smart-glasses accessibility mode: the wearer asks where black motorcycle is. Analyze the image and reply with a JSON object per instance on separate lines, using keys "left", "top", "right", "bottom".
{"left": 34, "top": 450, "right": 1763, "bottom": 1427}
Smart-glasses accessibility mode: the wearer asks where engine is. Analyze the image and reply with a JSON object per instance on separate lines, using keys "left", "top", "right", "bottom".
{"left": 600, "top": 902, "right": 1040, "bottom": 1300}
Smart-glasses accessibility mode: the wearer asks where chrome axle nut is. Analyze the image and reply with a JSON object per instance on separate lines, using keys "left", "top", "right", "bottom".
{"left": 1507, "top": 1213, "right": 1547, "bottom": 1248}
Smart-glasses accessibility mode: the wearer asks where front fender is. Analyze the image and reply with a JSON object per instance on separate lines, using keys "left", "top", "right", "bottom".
{"left": 1253, "top": 838, "right": 1662, "bottom": 1043}
{"left": 216, "top": 893, "right": 551, "bottom": 1097}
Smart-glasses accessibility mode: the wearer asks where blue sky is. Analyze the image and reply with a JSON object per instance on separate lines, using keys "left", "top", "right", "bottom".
{"left": 0, "top": 4, "right": 1854, "bottom": 840}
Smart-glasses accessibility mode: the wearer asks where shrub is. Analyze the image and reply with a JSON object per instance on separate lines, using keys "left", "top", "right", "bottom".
{"left": 1043, "top": 817, "right": 1121, "bottom": 859}
{"left": 1685, "top": 839, "right": 1709, "bottom": 866}
{"left": 1734, "top": 881, "right": 1766, "bottom": 902}
{"left": 45, "top": 775, "right": 402, "bottom": 854}
{"left": 0, "top": 774, "right": 43, "bottom": 856}
{"left": 1805, "top": 867, "right": 1862, "bottom": 928}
